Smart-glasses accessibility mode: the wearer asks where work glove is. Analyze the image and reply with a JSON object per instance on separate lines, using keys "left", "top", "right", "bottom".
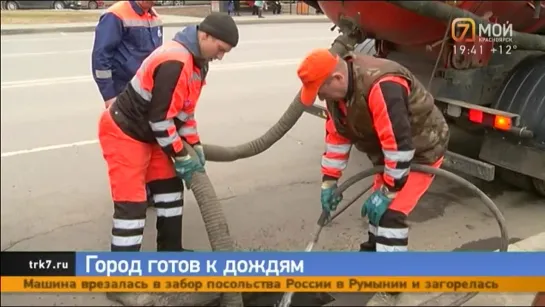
{"left": 361, "top": 185, "right": 396, "bottom": 226}
{"left": 320, "top": 180, "right": 343, "bottom": 214}
{"left": 194, "top": 145, "right": 206, "bottom": 167}
{"left": 173, "top": 155, "right": 205, "bottom": 188}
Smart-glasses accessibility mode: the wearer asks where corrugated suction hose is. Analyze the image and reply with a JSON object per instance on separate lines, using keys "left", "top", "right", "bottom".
{"left": 183, "top": 141, "right": 243, "bottom": 307}
{"left": 203, "top": 34, "right": 361, "bottom": 163}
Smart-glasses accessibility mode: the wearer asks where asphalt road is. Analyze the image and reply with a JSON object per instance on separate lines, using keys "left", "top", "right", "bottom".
{"left": 1, "top": 24, "right": 544, "bottom": 306}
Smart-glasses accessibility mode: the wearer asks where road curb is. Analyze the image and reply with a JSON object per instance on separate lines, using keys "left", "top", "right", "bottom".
{"left": 376, "top": 232, "right": 545, "bottom": 307}
{"left": 0, "top": 17, "right": 330, "bottom": 35}
{"left": 461, "top": 232, "right": 545, "bottom": 305}
{"left": 507, "top": 232, "right": 545, "bottom": 251}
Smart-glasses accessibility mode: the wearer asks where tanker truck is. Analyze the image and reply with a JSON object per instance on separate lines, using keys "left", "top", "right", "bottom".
{"left": 301, "top": 0, "right": 545, "bottom": 197}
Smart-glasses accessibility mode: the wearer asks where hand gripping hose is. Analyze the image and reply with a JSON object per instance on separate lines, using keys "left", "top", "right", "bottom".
{"left": 278, "top": 164, "right": 509, "bottom": 307}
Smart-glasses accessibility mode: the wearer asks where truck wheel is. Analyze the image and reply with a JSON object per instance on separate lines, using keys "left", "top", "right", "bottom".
{"left": 498, "top": 168, "right": 536, "bottom": 193}
{"left": 493, "top": 54, "right": 545, "bottom": 144}
{"left": 490, "top": 54, "right": 545, "bottom": 196}
{"left": 5, "top": 1, "right": 18, "bottom": 10}
{"left": 354, "top": 39, "right": 376, "bottom": 56}
{"left": 52, "top": 1, "right": 65, "bottom": 10}
{"left": 88, "top": 1, "right": 98, "bottom": 9}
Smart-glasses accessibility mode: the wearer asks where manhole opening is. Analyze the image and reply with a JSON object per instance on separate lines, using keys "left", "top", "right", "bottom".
{"left": 204, "top": 292, "right": 335, "bottom": 306}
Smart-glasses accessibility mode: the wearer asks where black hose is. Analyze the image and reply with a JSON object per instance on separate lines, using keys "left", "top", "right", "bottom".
{"left": 313, "top": 164, "right": 509, "bottom": 307}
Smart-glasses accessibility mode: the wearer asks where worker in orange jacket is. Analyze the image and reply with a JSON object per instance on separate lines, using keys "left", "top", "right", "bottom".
{"left": 296, "top": 48, "right": 449, "bottom": 305}
{"left": 99, "top": 14, "right": 239, "bottom": 305}
{"left": 98, "top": 13, "right": 239, "bottom": 254}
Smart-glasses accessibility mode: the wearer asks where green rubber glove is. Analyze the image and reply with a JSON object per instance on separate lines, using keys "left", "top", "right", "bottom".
{"left": 320, "top": 180, "right": 343, "bottom": 213}
{"left": 173, "top": 155, "right": 205, "bottom": 188}
{"left": 361, "top": 186, "right": 395, "bottom": 226}
{"left": 194, "top": 145, "right": 206, "bottom": 166}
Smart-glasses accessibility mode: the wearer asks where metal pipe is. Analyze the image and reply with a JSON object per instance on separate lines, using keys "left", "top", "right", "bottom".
{"left": 510, "top": 126, "right": 534, "bottom": 139}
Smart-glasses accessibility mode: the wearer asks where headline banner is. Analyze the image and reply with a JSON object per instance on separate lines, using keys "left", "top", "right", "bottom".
{"left": 2, "top": 252, "right": 544, "bottom": 277}
{"left": 2, "top": 276, "right": 545, "bottom": 293}
{"left": 76, "top": 252, "right": 545, "bottom": 277}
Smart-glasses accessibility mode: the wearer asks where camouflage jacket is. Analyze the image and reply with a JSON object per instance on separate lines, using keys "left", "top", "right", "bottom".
{"left": 326, "top": 53, "right": 449, "bottom": 165}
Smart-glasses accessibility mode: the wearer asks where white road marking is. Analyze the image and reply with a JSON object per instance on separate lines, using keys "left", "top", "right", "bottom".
{"left": 1, "top": 58, "right": 299, "bottom": 89}
{"left": 0, "top": 37, "right": 332, "bottom": 58}
{"left": 0, "top": 57, "right": 301, "bottom": 157}
{"left": 1, "top": 140, "right": 99, "bottom": 158}
{"left": 1, "top": 49, "right": 89, "bottom": 58}
{"left": 1, "top": 24, "right": 330, "bottom": 42}
{"left": 0, "top": 33, "right": 124, "bottom": 43}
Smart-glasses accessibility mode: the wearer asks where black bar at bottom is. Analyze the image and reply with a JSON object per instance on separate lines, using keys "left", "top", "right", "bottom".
{"left": 1, "top": 252, "right": 76, "bottom": 276}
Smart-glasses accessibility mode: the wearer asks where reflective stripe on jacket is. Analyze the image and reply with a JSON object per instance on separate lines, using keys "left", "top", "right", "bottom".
{"left": 111, "top": 40, "right": 203, "bottom": 158}
{"left": 322, "top": 105, "right": 352, "bottom": 179}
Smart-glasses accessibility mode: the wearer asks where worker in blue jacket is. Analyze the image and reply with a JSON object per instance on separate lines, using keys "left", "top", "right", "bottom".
{"left": 91, "top": 0, "right": 163, "bottom": 108}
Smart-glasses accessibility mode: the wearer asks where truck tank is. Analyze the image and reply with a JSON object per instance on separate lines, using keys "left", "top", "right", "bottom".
{"left": 319, "top": 1, "right": 545, "bottom": 46}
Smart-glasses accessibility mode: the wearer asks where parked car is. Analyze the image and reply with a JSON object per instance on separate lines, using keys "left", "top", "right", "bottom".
{"left": 155, "top": 0, "right": 210, "bottom": 5}
{"left": 67, "top": 0, "right": 102, "bottom": 9}
{"left": 156, "top": 1, "right": 184, "bottom": 5}
{"left": 67, "top": 0, "right": 118, "bottom": 9}
{"left": 2, "top": 0, "right": 70, "bottom": 10}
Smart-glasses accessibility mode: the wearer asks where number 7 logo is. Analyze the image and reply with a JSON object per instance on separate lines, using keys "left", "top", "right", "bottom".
{"left": 451, "top": 18, "right": 476, "bottom": 43}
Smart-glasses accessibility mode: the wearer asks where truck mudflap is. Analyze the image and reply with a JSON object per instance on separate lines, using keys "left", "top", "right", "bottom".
{"left": 480, "top": 134, "right": 545, "bottom": 181}
{"left": 303, "top": 104, "right": 497, "bottom": 181}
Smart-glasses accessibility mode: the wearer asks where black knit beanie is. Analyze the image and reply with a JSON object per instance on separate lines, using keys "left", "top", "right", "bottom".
{"left": 199, "top": 12, "right": 239, "bottom": 47}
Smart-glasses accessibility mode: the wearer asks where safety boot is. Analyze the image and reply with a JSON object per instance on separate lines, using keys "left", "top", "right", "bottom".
{"left": 359, "top": 242, "right": 376, "bottom": 252}
{"left": 366, "top": 292, "right": 400, "bottom": 306}
{"left": 106, "top": 292, "right": 156, "bottom": 306}
{"left": 156, "top": 238, "right": 193, "bottom": 252}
